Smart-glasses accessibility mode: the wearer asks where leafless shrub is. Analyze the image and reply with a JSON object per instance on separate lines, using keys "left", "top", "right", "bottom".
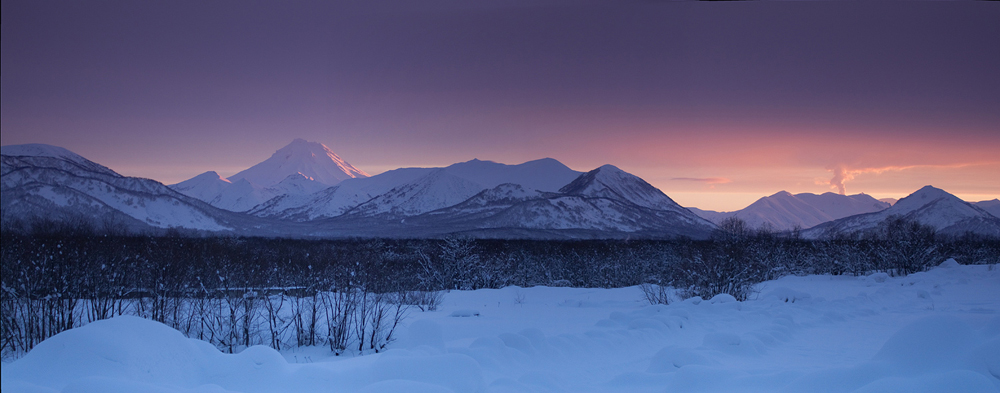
{"left": 639, "top": 283, "right": 672, "bottom": 305}
{"left": 398, "top": 290, "right": 443, "bottom": 312}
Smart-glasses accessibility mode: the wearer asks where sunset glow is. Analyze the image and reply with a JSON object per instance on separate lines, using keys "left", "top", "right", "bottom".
{"left": 3, "top": 0, "right": 997, "bottom": 212}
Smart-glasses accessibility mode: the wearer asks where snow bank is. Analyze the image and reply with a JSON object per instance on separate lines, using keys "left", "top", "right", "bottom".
{"left": 3, "top": 264, "right": 999, "bottom": 393}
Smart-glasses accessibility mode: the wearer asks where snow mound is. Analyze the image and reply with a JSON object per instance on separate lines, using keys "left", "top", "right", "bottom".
{"left": 936, "top": 258, "right": 961, "bottom": 269}
{"left": 708, "top": 293, "right": 738, "bottom": 304}
{"left": 1, "top": 316, "right": 223, "bottom": 391}
{"left": 864, "top": 272, "right": 890, "bottom": 286}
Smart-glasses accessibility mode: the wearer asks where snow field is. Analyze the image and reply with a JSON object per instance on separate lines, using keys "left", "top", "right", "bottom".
{"left": 3, "top": 260, "right": 998, "bottom": 393}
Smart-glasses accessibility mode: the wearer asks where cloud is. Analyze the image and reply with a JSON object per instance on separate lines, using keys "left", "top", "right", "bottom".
{"left": 825, "top": 162, "right": 986, "bottom": 195}
{"left": 671, "top": 177, "right": 732, "bottom": 184}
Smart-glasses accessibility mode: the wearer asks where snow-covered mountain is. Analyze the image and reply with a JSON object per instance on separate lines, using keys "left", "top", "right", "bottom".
{"left": 443, "top": 158, "right": 579, "bottom": 192}
{"left": 171, "top": 139, "right": 366, "bottom": 212}
{"left": 324, "top": 165, "right": 717, "bottom": 239}
{"left": 560, "top": 165, "right": 687, "bottom": 212}
{"left": 1, "top": 144, "right": 251, "bottom": 232}
{"left": 974, "top": 199, "right": 1000, "bottom": 218}
{"left": 343, "top": 169, "right": 486, "bottom": 219}
{"left": 228, "top": 138, "right": 368, "bottom": 187}
{"left": 803, "top": 186, "right": 1000, "bottom": 238}
{"left": 170, "top": 171, "right": 232, "bottom": 201}
{"left": 249, "top": 167, "right": 435, "bottom": 220}
{"left": 254, "top": 158, "right": 581, "bottom": 221}
{"left": 691, "top": 191, "right": 890, "bottom": 231}
{"left": 8, "top": 142, "right": 993, "bottom": 240}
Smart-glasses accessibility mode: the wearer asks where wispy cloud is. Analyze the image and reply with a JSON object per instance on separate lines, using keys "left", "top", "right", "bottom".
{"left": 671, "top": 177, "right": 732, "bottom": 184}
{"left": 823, "top": 162, "right": 990, "bottom": 195}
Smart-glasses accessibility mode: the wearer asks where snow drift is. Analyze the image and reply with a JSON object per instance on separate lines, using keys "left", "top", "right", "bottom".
{"left": 3, "top": 260, "right": 998, "bottom": 393}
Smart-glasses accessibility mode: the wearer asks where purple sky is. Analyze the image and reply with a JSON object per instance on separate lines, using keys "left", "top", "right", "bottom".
{"left": 3, "top": 0, "right": 998, "bottom": 211}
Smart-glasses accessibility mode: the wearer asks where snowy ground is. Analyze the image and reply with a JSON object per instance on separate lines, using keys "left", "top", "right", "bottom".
{"left": 3, "top": 259, "right": 999, "bottom": 393}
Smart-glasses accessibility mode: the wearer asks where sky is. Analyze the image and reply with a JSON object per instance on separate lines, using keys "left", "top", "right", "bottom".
{"left": 2, "top": 0, "right": 998, "bottom": 211}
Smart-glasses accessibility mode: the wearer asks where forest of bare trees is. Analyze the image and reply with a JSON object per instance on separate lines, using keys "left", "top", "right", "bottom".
{"left": 2, "top": 216, "right": 997, "bottom": 359}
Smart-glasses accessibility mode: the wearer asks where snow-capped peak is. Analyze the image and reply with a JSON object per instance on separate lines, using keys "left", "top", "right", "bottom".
{"left": 890, "top": 185, "right": 959, "bottom": 215}
{"left": 560, "top": 164, "right": 682, "bottom": 211}
{"left": 189, "top": 171, "right": 231, "bottom": 184}
{"left": 227, "top": 139, "right": 368, "bottom": 187}
{"left": 169, "top": 171, "right": 233, "bottom": 202}
{"left": 803, "top": 185, "right": 1000, "bottom": 238}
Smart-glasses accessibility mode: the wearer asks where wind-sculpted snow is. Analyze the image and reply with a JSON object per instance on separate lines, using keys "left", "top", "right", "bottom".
{"left": 6, "top": 260, "right": 997, "bottom": 393}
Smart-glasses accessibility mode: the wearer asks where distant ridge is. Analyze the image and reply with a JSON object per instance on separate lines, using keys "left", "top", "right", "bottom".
{"left": 253, "top": 158, "right": 582, "bottom": 221}
{"left": 974, "top": 199, "right": 1000, "bottom": 218}
{"left": 1, "top": 144, "right": 261, "bottom": 232}
{"left": 691, "top": 191, "right": 890, "bottom": 231}
{"left": 803, "top": 186, "right": 1000, "bottom": 238}
{"left": 4, "top": 142, "right": 997, "bottom": 240}
{"left": 321, "top": 165, "right": 716, "bottom": 239}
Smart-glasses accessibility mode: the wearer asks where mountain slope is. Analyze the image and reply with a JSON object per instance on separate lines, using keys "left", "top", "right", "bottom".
{"left": 560, "top": 165, "right": 683, "bottom": 211}
{"left": 803, "top": 186, "right": 1000, "bottom": 238}
{"left": 249, "top": 167, "right": 437, "bottom": 220}
{"left": 1, "top": 145, "right": 250, "bottom": 232}
{"left": 343, "top": 169, "right": 486, "bottom": 219}
{"left": 974, "top": 199, "right": 1000, "bottom": 218}
{"left": 1, "top": 144, "right": 119, "bottom": 177}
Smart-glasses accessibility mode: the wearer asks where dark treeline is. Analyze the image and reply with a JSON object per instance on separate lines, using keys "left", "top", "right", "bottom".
{"left": 2, "top": 216, "right": 998, "bottom": 359}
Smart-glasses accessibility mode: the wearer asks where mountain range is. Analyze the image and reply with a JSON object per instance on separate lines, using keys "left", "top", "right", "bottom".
{"left": 2, "top": 140, "right": 998, "bottom": 239}
{"left": 802, "top": 186, "right": 1000, "bottom": 238}
{"left": 169, "top": 139, "right": 366, "bottom": 212}
{"left": 690, "top": 192, "right": 891, "bottom": 232}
